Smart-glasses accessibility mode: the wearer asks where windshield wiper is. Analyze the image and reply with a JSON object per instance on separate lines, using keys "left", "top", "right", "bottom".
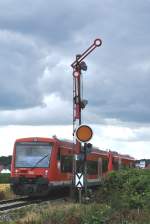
{"left": 31, "top": 154, "right": 49, "bottom": 169}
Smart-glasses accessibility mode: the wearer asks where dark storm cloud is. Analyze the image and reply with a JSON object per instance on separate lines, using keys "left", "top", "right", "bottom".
{"left": 0, "top": 0, "right": 150, "bottom": 125}
{"left": 0, "top": 0, "right": 102, "bottom": 45}
{"left": 0, "top": 30, "right": 46, "bottom": 109}
{"left": 82, "top": 0, "right": 150, "bottom": 124}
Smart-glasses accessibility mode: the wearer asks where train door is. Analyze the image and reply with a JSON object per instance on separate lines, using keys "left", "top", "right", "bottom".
{"left": 102, "top": 158, "right": 108, "bottom": 175}
{"left": 98, "top": 158, "right": 102, "bottom": 180}
{"left": 112, "top": 158, "right": 119, "bottom": 171}
{"left": 59, "top": 148, "right": 73, "bottom": 184}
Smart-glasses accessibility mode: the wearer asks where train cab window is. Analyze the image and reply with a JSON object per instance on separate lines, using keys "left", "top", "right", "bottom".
{"left": 15, "top": 142, "right": 52, "bottom": 168}
{"left": 61, "top": 155, "right": 73, "bottom": 173}
{"left": 102, "top": 159, "right": 108, "bottom": 172}
{"left": 87, "top": 161, "right": 98, "bottom": 175}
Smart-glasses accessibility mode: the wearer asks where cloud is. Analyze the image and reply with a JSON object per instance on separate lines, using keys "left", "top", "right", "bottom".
{"left": 0, "top": 29, "right": 46, "bottom": 109}
{"left": 0, "top": 94, "right": 72, "bottom": 125}
{"left": 0, "top": 0, "right": 150, "bottom": 128}
{"left": 0, "top": 125, "right": 73, "bottom": 156}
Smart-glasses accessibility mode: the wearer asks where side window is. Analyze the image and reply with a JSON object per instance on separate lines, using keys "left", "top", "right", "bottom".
{"left": 102, "top": 159, "right": 108, "bottom": 172}
{"left": 61, "top": 155, "right": 73, "bottom": 173}
{"left": 87, "top": 160, "right": 98, "bottom": 175}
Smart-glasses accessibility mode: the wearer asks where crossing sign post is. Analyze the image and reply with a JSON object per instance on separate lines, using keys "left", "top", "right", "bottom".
{"left": 75, "top": 173, "right": 84, "bottom": 188}
{"left": 75, "top": 173, "right": 84, "bottom": 203}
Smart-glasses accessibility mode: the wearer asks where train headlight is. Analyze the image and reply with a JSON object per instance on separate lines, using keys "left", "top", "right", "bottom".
{"left": 57, "top": 161, "right": 60, "bottom": 170}
{"left": 45, "top": 170, "right": 48, "bottom": 176}
{"left": 15, "top": 169, "right": 18, "bottom": 173}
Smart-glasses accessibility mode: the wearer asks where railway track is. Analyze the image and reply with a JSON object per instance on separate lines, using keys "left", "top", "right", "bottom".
{"left": 0, "top": 197, "right": 28, "bottom": 205}
{"left": 0, "top": 191, "right": 69, "bottom": 212}
{"left": 0, "top": 197, "right": 43, "bottom": 212}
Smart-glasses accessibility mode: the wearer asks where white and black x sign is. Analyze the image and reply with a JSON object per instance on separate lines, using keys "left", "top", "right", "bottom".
{"left": 75, "top": 173, "right": 83, "bottom": 188}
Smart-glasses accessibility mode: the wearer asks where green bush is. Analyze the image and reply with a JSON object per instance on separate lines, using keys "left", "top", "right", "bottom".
{"left": 0, "top": 173, "right": 10, "bottom": 183}
{"left": 0, "top": 155, "right": 12, "bottom": 168}
{"left": 95, "top": 169, "right": 150, "bottom": 210}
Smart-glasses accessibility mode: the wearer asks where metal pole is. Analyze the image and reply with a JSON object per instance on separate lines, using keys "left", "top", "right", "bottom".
{"left": 71, "top": 65, "right": 81, "bottom": 200}
{"left": 76, "top": 65, "right": 82, "bottom": 203}
{"left": 84, "top": 143, "right": 88, "bottom": 198}
{"left": 79, "top": 188, "right": 82, "bottom": 204}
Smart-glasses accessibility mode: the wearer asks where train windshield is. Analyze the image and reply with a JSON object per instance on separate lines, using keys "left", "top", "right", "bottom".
{"left": 15, "top": 142, "right": 52, "bottom": 168}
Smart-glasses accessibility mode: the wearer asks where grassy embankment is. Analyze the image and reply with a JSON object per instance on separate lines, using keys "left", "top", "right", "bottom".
{"left": 1, "top": 169, "right": 150, "bottom": 223}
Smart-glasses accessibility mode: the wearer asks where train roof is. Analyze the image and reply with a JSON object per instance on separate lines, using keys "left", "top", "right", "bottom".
{"left": 59, "top": 139, "right": 135, "bottom": 161}
{"left": 15, "top": 136, "right": 135, "bottom": 161}
{"left": 90, "top": 148, "right": 135, "bottom": 161}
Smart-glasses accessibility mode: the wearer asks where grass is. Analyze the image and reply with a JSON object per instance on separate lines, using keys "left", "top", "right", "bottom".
{"left": 0, "top": 184, "right": 16, "bottom": 200}
{"left": 0, "top": 184, "right": 10, "bottom": 191}
{"left": 0, "top": 201, "right": 111, "bottom": 224}
{"left": 1, "top": 198, "right": 150, "bottom": 224}
{"left": 2, "top": 201, "right": 150, "bottom": 224}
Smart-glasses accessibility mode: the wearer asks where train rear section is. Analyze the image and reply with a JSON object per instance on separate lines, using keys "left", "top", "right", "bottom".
{"left": 10, "top": 137, "right": 135, "bottom": 196}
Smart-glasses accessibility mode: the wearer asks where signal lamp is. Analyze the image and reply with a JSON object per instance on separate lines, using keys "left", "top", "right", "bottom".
{"left": 84, "top": 143, "right": 92, "bottom": 153}
{"left": 73, "top": 71, "right": 79, "bottom": 78}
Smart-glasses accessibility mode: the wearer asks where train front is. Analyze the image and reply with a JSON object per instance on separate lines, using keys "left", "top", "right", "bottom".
{"left": 10, "top": 137, "right": 55, "bottom": 196}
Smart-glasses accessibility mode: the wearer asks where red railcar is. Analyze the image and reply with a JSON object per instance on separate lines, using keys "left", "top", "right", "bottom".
{"left": 10, "top": 137, "right": 135, "bottom": 196}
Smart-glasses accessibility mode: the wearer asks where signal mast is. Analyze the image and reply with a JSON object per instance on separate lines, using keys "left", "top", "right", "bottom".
{"left": 71, "top": 39, "right": 102, "bottom": 154}
{"left": 71, "top": 38, "right": 102, "bottom": 201}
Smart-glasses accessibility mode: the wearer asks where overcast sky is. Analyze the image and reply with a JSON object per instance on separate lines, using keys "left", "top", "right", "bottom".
{"left": 0, "top": 0, "right": 150, "bottom": 159}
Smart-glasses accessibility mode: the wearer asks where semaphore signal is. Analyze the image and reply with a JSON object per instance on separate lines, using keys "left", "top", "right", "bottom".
{"left": 71, "top": 38, "right": 102, "bottom": 201}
